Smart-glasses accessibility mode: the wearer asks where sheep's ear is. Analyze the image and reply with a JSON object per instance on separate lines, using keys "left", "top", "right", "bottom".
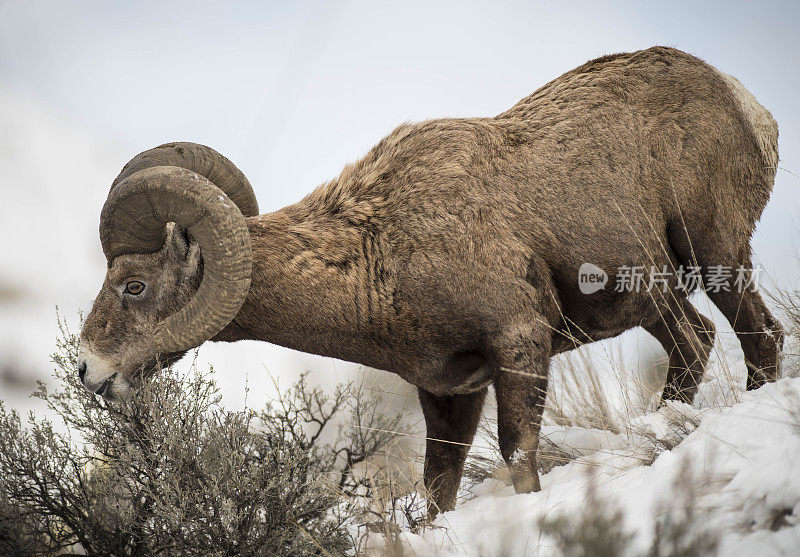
{"left": 164, "top": 223, "right": 202, "bottom": 274}
{"left": 164, "top": 223, "right": 191, "bottom": 260}
{"left": 185, "top": 234, "right": 201, "bottom": 274}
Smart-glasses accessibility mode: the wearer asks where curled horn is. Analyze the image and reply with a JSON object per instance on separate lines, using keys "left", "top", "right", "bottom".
{"left": 110, "top": 142, "right": 259, "bottom": 217}
{"left": 99, "top": 143, "right": 257, "bottom": 354}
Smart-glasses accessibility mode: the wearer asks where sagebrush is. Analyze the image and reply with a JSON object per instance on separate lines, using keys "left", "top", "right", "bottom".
{"left": 0, "top": 318, "right": 404, "bottom": 556}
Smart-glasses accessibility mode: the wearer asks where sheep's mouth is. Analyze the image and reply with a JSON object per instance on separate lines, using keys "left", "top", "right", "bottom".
{"left": 97, "top": 351, "right": 189, "bottom": 401}
{"left": 95, "top": 373, "right": 133, "bottom": 402}
{"left": 94, "top": 373, "right": 117, "bottom": 397}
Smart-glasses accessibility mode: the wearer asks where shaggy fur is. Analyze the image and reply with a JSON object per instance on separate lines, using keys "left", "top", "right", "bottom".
{"left": 81, "top": 46, "right": 783, "bottom": 516}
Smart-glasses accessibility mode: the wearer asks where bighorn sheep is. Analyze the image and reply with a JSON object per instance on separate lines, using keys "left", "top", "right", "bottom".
{"left": 79, "top": 46, "right": 783, "bottom": 516}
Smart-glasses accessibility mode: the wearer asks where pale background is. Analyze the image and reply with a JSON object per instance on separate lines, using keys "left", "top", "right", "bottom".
{"left": 1, "top": 0, "right": 798, "bottom": 418}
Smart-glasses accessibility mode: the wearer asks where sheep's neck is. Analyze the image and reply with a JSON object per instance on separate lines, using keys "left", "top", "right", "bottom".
{"left": 210, "top": 206, "right": 395, "bottom": 369}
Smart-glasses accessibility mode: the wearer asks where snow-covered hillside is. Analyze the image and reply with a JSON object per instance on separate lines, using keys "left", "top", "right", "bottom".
{"left": 372, "top": 345, "right": 800, "bottom": 556}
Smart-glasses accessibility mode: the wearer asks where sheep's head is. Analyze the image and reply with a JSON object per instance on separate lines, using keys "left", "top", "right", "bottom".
{"left": 78, "top": 143, "right": 259, "bottom": 400}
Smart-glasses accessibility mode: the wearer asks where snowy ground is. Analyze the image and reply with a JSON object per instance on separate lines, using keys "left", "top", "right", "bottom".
{"left": 369, "top": 338, "right": 800, "bottom": 556}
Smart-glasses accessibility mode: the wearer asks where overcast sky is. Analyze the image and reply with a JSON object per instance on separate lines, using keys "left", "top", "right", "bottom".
{"left": 1, "top": 0, "right": 799, "bottom": 410}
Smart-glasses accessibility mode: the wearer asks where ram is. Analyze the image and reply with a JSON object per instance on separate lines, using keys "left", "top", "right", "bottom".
{"left": 78, "top": 46, "right": 783, "bottom": 516}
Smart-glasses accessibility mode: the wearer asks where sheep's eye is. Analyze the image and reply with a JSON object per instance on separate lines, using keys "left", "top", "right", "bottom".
{"left": 124, "top": 280, "right": 145, "bottom": 296}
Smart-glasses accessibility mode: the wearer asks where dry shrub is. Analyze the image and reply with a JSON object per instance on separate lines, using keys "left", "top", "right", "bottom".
{"left": 539, "top": 459, "right": 718, "bottom": 557}
{"left": 538, "top": 474, "right": 634, "bottom": 557}
{"left": 0, "top": 317, "right": 405, "bottom": 556}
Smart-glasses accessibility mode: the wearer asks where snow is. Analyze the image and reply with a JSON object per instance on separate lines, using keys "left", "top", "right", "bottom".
{"left": 375, "top": 374, "right": 800, "bottom": 556}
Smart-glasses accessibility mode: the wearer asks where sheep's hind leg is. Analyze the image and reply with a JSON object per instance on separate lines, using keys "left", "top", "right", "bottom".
{"left": 644, "top": 297, "right": 715, "bottom": 405}
{"left": 705, "top": 266, "right": 784, "bottom": 390}
{"left": 667, "top": 225, "right": 784, "bottom": 391}
{"left": 418, "top": 388, "right": 487, "bottom": 519}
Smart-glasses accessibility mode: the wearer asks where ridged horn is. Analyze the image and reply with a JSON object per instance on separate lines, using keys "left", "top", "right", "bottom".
{"left": 100, "top": 165, "right": 252, "bottom": 354}
{"left": 111, "top": 142, "right": 259, "bottom": 217}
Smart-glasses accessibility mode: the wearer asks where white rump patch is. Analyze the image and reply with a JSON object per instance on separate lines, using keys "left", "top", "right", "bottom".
{"left": 715, "top": 69, "right": 779, "bottom": 170}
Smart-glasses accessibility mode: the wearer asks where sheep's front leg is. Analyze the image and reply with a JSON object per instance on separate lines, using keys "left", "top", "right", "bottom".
{"left": 418, "top": 387, "right": 487, "bottom": 518}
{"left": 493, "top": 322, "right": 551, "bottom": 494}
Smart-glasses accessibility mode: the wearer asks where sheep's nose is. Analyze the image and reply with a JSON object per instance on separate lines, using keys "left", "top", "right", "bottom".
{"left": 78, "top": 360, "right": 87, "bottom": 382}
